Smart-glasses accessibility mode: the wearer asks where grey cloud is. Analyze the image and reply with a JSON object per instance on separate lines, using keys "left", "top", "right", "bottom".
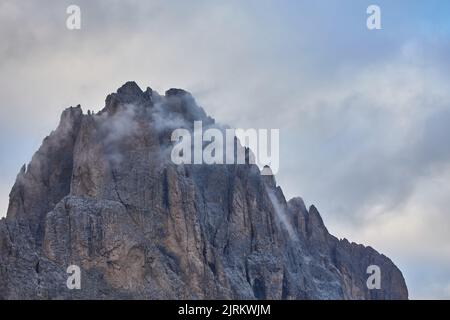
{"left": 274, "top": 47, "right": 450, "bottom": 219}
{"left": 1, "top": 0, "right": 450, "bottom": 298}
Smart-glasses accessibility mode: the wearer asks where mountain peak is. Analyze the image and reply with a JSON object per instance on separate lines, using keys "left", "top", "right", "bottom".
{"left": 165, "top": 88, "right": 190, "bottom": 97}
{"left": 117, "top": 81, "right": 143, "bottom": 97}
{"left": 0, "top": 83, "right": 408, "bottom": 300}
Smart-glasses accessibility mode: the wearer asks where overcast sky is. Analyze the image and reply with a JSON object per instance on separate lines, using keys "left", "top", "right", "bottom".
{"left": 1, "top": 0, "right": 450, "bottom": 299}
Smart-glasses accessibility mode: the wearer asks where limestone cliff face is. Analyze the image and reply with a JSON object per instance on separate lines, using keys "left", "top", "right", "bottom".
{"left": 0, "top": 82, "right": 408, "bottom": 299}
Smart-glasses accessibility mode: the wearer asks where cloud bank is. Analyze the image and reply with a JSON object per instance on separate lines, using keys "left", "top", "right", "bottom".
{"left": 1, "top": 0, "right": 450, "bottom": 298}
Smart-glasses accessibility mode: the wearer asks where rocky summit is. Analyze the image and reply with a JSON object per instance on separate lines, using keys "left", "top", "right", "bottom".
{"left": 0, "top": 82, "right": 408, "bottom": 299}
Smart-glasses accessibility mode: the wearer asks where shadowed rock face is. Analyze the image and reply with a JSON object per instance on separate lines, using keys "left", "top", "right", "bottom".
{"left": 0, "top": 82, "right": 408, "bottom": 299}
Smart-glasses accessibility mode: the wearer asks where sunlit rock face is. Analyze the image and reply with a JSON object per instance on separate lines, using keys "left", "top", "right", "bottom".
{"left": 0, "top": 82, "right": 408, "bottom": 299}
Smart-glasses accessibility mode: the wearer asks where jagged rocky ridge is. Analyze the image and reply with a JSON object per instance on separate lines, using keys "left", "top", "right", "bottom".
{"left": 0, "top": 82, "right": 408, "bottom": 299}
